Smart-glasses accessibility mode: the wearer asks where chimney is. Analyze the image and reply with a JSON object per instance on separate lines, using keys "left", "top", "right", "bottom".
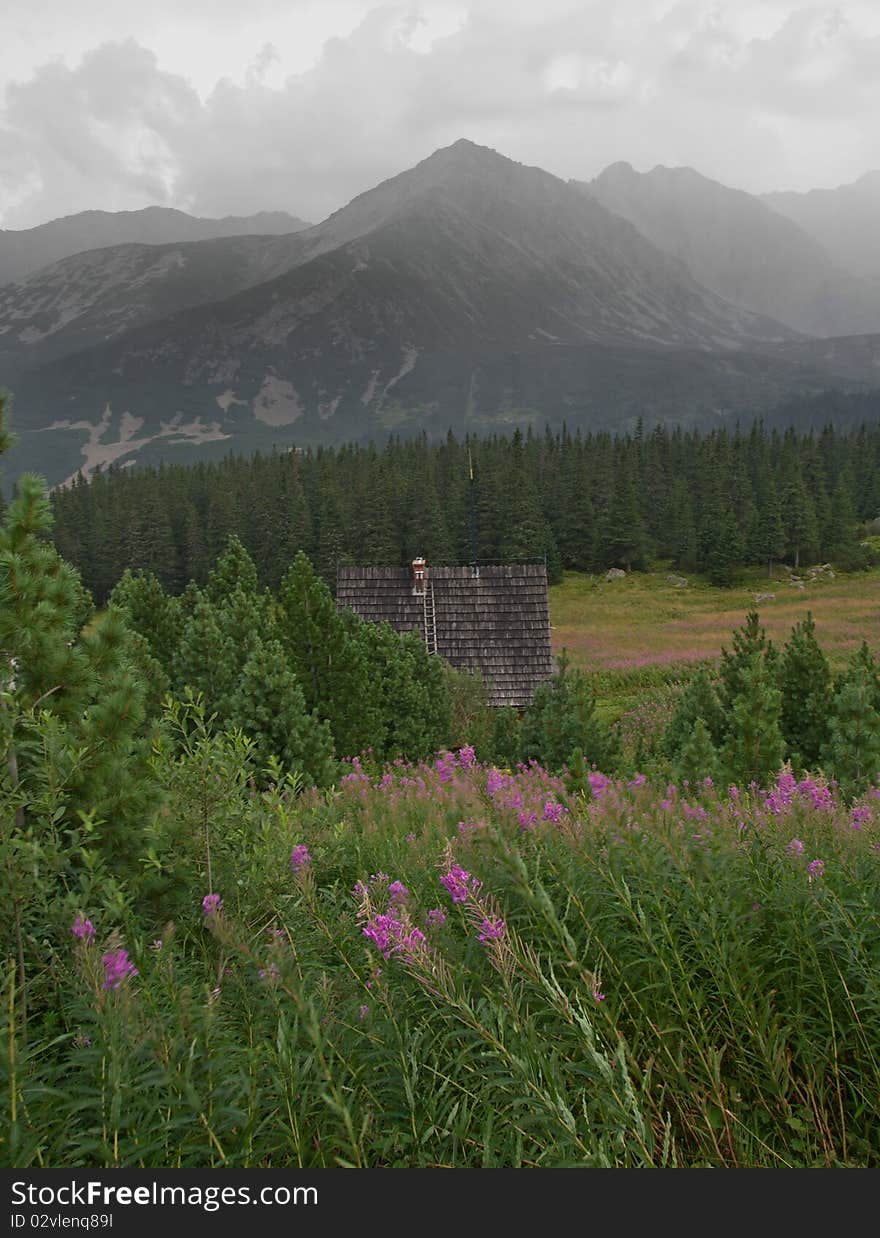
{"left": 412, "top": 557, "right": 427, "bottom": 595}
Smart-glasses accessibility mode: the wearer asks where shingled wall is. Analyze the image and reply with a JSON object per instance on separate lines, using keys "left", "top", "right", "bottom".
{"left": 336, "top": 564, "right": 555, "bottom": 707}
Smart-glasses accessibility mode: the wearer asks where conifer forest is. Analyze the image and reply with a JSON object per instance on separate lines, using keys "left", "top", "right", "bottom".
{"left": 2, "top": 390, "right": 880, "bottom": 1170}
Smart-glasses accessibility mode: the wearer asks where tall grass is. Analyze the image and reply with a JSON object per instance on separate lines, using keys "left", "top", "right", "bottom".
{"left": 3, "top": 750, "right": 879, "bottom": 1167}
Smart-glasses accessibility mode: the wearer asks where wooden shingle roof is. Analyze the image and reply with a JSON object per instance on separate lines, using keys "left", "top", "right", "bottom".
{"left": 336, "top": 564, "right": 554, "bottom": 707}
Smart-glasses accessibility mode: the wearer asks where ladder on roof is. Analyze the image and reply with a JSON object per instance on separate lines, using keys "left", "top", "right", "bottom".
{"left": 422, "top": 581, "right": 438, "bottom": 656}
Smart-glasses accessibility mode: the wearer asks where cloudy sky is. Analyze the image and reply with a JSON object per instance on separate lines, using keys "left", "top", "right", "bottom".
{"left": 1, "top": 0, "right": 879, "bottom": 229}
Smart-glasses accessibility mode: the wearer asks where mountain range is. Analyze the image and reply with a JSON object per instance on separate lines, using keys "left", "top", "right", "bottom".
{"left": 0, "top": 206, "right": 311, "bottom": 288}
{"left": 1, "top": 141, "right": 879, "bottom": 490}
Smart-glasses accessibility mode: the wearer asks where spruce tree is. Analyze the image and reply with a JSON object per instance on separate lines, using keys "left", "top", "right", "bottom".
{"left": 718, "top": 611, "right": 777, "bottom": 722}
{"left": 522, "top": 652, "right": 619, "bottom": 772}
{"left": 720, "top": 653, "right": 785, "bottom": 787}
{"left": 825, "top": 470, "right": 858, "bottom": 555}
{"left": 663, "top": 666, "right": 726, "bottom": 757}
{"left": 110, "top": 569, "right": 182, "bottom": 670}
{"left": 673, "top": 718, "right": 719, "bottom": 787}
{"left": 598, "top": 459, "right": 647, "bottom": 572}
{"left": 278, "top": 551, "right": 379, "bottom": 758}
{"left": 205, "top": 533, "right": 259, "bottom": 604}
{"left": 0, "top": 398, "right": 158, "bottom": 1005}
{"left": 226, "top": 637, "right": 336, "bottom": 786}
{"left": 781, "top": 466, "right": 819, "bottom": 569}
{"left": 356, "top": 623, "right": 451, "bottom": 762}
{"left": 778, "top": 612, "right": 832, "bottom": 769}
{"left": 822, "top": 654, "right": 880, "bottom": 796}
{"left": 172, "top": 593, "right": 239, "bottom": 720}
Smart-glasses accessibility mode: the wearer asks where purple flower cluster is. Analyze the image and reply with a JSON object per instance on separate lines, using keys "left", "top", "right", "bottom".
{"left": 426, "top": 908, "right": 447, "bottom": 928}
{"left": 388, "top": 880, "right": 409, "bottom": 904}
{"left": 362, "top": 913, "right": 426, "bottom": 960}
{"left": 588, "top": 771, "right": 613, "bottom": 799}
{"left": 102, "top": 949, "right": 138, "bottom": 991}
{"left": 290, "top": 844, "right": 312, "bottom": 872}
{"left": 786, "top": 838, "right": 805, "bottom": 857}
{"left": 458, "top": 745, "right": 477, "bottom": 769}
{"left": 71, "top": 914, "right": 95, "bottom": 941}
{"left": 486, "top": 768, "right": 508, "bottom": 797}
{"left": 766, "top": 769, "right": 836, "bottom": 816}
{"left": 851, "top": 806, "right": 872, "bottom": 830}
{"left": 202, "top": 892, "right": 222, "bottom": 918}
{"left": 477, "top": 917, "right": 506, "bottom": 943}
{"left": 439, "top": 864, "right": 481, "bottom": 904}
{"left": 542, "top": 800, "right": 564, "bottom": 824}
{"left": 808, "top": 859, "right": 825, "bottom": 879}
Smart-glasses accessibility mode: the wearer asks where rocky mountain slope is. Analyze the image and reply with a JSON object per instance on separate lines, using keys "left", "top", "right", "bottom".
{"left": 763, "top": 172, "right": 880, "bottom": 283}
{"left": 581, "top": 162, "right": 880, "bottom": 337}
{"left": 0, "top": 206, "right": 310, "bottom": 288}
{"left": 1, "top": 141, "right": 873, "bottom": 490}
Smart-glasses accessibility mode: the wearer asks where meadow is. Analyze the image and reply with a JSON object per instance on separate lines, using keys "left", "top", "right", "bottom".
{"left": 549, "top": 560, "right": 880, "bottom": 723}
{"left": 5, "top": 731, "right": 879, "bottom": 1169}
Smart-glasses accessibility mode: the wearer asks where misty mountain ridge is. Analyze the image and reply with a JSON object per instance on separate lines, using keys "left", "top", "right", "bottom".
{"left": 580, "top": 161, "right": 880, "bottom": 337}
{"left": 0, "top": 205, "right": 312, "bottom": 288}
{"left": 1, "top": 139, "right": 878, "bottom": 491}
{"left": 762, "top": 171, "right": 880, "bottom": 283}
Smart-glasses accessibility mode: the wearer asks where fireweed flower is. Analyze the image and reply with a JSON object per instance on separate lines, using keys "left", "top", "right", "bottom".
{"left": 358, "top": 1005, "right": 370, "bottom": 1021}
{"left": 102, "top": 950, "right": 138, "bottom": 991}
{"left": 851, "top": 806, "right": 871, "bottom": 830}
{"left": 388, "top": 881, "right": 409, "bottom": 904}
{"left": 808, "top": 859, "right": 825, "bottom": 878}
{"left": 202, "top": 892, "right": 222, "bottom": 918}
{"left": 588, "top": 771, "right": 612, "bottom": 798}
{"left": 786, "top": 838, "right": 805, "bottom": 857}
{"left": 397, "top": 926, "right": 427, "bottom": 958}
{"left": 71, "top": 914, "right": 95, "bottom": 941}
{"left": 362, "top": 914, "right": 404, "bottom": 958}
{"left": 486, "top": 768, "right": 507, "bottom": 796}
{"left": 426, "top": 908, "right": 447, "bottom": 928}
{"left": 290, "top": 844, "right": 312, "bottom": 872}
{"left": 592, "top": 987, "right": 606, "bottom": 1003}
{"left": 543, "top": 800, "right": 563, "bottom": 824}
{"left": 477, "top": 917, "right": 506, "bottom": 943}
{"left": 439, "top": 864, "right": 481, "bottom": 903}
{"left": 458, "top": 745, "right": 476, "bottom": 769}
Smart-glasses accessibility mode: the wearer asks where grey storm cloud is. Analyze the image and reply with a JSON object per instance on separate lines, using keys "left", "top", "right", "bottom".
{"left": 1, "top": 1, "right": 879, "bottom": 228}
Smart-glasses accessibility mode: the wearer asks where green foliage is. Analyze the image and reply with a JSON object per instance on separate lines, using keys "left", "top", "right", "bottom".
{"left": 0, "top": 398, "right": 158, "bottom": 1017}
{"left": 718, "top": 611, "right": 776, "bottom": 722}
{"left": 6, "top": 747, "right": 880, "bottom": 1170}
{"left": 110, "top": 569, "right": 182, "bottom": 669}
{"left": 226, "top": 638, "right": 336, "bottom": 788}
{"left": 823, "top": 646, "right": 880, "bottom": 796}
{"left": 443, "top": 664, "right": 495, "bottom": 757}
{"left": 45, "top": 422, "right": 880, "bottom": 604}
{"left": 356, "top": 623, "right": 452, "bottom": 762}
{"left": 278, "top": 551, "right": 378, "bottom": 758}
{"left": 522, "top": 651, "right": 619, "bottom": 771}
{"left": 663, "top": 666, "right": 726, "bottom": 757}
{"left": 491, "top": 706, "right": 523, "bottom": 769}
{"left": 204, "top": 533, "right": 259, "bottom": 604}
{"left": 720, "top": 653, "right": 786, "bottom": 787}
{"left": 778, "top": 612, "right": 832, "bottom": 769}
{"left": 672, "top": 717, "right": 719, "bottom": 787}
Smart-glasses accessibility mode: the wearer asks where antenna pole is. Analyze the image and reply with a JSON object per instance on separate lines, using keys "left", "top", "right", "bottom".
{"left": 468, "top": 445, "right": 478, "bottom": 569}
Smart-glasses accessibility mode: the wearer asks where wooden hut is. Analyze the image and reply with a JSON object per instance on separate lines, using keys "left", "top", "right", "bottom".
{"left": 336, "top": 560, "right": 554, "bottom": 707}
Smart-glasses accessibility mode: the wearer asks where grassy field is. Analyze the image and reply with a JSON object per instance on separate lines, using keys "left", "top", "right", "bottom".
{"left": 549, "top": 562, "right": 880, "bottom": 674}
